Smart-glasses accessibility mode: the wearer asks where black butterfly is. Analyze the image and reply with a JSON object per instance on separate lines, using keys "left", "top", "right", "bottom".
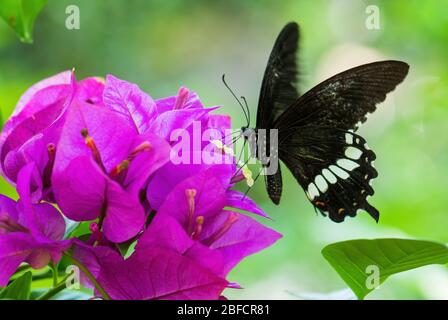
{"left": 235, "top": 22, "right": 409, "bottom": 223}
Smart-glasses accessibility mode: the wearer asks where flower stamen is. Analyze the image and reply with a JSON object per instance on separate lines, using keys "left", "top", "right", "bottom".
{"left": 174, "top": 87, "right": 190, "bottom": 110}
{"left": 203, "top": 212, "right": 239, "bottom": 246}
{"left": 185, "top": 188, "right": 197, "bottom": 234}
{"left": 109, "top": 160, "right": 130, "bottom": 183}
{"left": 191, "top": 216, "right": 204, "bottom": 240}
{"left": 43, "top": 143, "right": 56, "bottom": 188}
{"left": 128, "top": 141, "right": 152, "bottom": 161}
{"left": 81, "top": 129, "right": 107, "bottom": 172}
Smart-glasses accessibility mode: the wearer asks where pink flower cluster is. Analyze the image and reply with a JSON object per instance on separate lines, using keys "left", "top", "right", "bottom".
{"left": 0, "top": 71, "right": 281, "bottom": 299}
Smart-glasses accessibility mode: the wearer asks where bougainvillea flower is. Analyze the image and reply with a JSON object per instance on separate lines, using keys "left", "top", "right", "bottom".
{"left": 0, "top": 70, "right": 282, "bottom": 300}
{"left": 73, "top": 216, "right": 228, "bottom": 300}
{"left": 0, "top": 71, "right": 105, "bottom": 201}
{"left": 52, "top": 98, "right": 170, "bottom": 243}
{"left": 0, "top": 163, "right": 70, "bottom": 286}
{"left": 155, "top": 168, "right": 282, "bottom": 275}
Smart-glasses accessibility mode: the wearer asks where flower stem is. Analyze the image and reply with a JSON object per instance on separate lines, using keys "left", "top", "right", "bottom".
{"left": 63, "top": 252, "right": 111, "bottom": 300}
{"left": 50, "top": 262, "right": 58, "bottom": 287}
{"left": 37, "top": 273, "right": 72, "bottom": 300}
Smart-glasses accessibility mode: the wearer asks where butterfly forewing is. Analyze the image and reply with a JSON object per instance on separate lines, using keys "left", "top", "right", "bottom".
{"left": 256, "top": 22, "right": 300, "bottom": 130}
{"left": 274, "top": 61, "right": 409, "bottom": 131}
{"left": 255, "top": 22, "right": 300, "bottom": 205}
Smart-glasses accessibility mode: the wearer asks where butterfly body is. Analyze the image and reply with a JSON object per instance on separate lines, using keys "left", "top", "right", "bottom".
{"left": 242, "top": 22, "right": 409, "bottom": 223}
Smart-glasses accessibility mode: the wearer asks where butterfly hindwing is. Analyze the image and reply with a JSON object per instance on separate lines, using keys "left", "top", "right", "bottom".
{"left": 279, "top": 126, "right": 378, "bottom": 222}
{"left": 265, "top": 164, "right": 283, "bottom": 205}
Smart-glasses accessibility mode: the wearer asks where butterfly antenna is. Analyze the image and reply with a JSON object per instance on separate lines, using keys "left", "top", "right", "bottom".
{"left": 222, "top": 74, "right": 250, "bottom": 127}
{"left": 240, "top": 96, "right": 251, "bottom": 128}
{"left": 223, "top": 129, "right": 243, "bottom": 141}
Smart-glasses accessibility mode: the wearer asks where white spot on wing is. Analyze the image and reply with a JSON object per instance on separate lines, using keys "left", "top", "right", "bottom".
{"left": 345, "top": 133, "right": 353, "bottom": 144}
{"left": 322, "top": 169, "right": 337, "bottom": 184}
{"left": 315, "top": 175, "right": 328, "bottom": 193}
{"left": 307, "top": 183, "right": 320, "bottom": 200}
{"left": 337, "top": 158, "right": 360, "bottom": 171}
{"left": 345, "top": 147, "right": 362, "bottom": 160}
{"left": 330, "top": 165, "right": 350, "bottom": 179}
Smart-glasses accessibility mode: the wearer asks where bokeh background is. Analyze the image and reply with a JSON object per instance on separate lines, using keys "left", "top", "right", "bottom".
{"left": 1, "top": 0, "right": 447, "bottom": 299}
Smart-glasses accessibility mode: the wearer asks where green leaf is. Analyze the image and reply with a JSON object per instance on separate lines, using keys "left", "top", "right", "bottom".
{"left": 0, "top": 271, "right": 32, "bottom": 300}
{"left": 322, "top": 238, "right": 448, "bottom": 300}
{"left": 0, "top": 0, "right": 48, "bottom": 43}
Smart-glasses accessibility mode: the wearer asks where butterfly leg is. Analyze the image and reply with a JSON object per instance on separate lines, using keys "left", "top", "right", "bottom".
{"left": 242, "top": 165, "right": 264, "bottom": 200}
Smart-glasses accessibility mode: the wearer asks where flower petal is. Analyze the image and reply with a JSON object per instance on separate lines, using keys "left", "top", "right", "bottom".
{"left": 123, "top": 247, "right": 228, "bottom": 300}
{"left": 147, "top": 157, "right": 233, "bottom": 210}
{"left": 203, "top": 210, "right": 282, "bottom": 275}
{"left": 77, "top": 77, "right": 105, "bottom": 105}
{"left": 225, "top": 190, "right": 271, "bottom": 219}
{"left": 74, "top": 239, "right": 228, "bottom": 300}
{"left": 13, "top": 70, "right": 73, "bottom": 117}
{"left": 103, "top": 75, "right": 157, "bottom": 134}
{"left": 122, "top": 132, "right": 170, "bottom": 195}
{"left": 57, "top": 99, "right": 137, "bottom": 172}
{"left": 0, "top": 233, "right": 35, "bottom": 286}
{"left": 155, "top": 88, "right": 204, "bottom": 113}
{"left": 1, "top": 90, "right": 71, "bottom": 180}
{"left": 149, "top": 107, "right": 217, "bottom": 141}
{"left": 53, "top": 156, "right": 105, "bottom": 222}
{"left": 138, "top": 214, "right": 224, "bottom": 276}
{"left": 0, "top": 194, "right": 19, "bottom": 227}
{"left": 16, "top": 162, "right": 67, "bottom": 241}
{"left": 53, "top": 155, "right": 145, "bottom": 243}
{"left": 101, "top": 180, "right": 146, "bottom": 243}
{"left": 157, "top": 168, "right": 227, "bottom": 227}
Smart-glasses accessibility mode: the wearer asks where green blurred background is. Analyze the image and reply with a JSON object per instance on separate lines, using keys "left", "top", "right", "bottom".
{"left": 1, "top": 0, "right": 447, "bottom": 299}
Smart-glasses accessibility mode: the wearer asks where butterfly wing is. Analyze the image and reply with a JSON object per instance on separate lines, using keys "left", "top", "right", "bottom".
{"left": 274, "top": 61, "right": 409, "bottom": 222}
{"left": 256, "top": 22, "right": 300, "bottom": 130}
{"left": 256, "top": 22, "right": 299, "bottom": 204}
{"left": 279, "top": 126, "right": 378, "bottom": 222}
{"left": 275, "top": 61, "right": 409, "bottom": 130}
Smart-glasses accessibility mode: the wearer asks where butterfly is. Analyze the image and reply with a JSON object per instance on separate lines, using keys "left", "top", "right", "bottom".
{"left": 232, "top": 22, "right": 409, "bottom": 223}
